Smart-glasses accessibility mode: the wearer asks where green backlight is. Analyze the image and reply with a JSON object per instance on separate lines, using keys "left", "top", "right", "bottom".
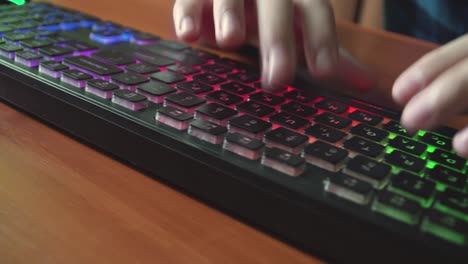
{"left": 385, "top": 147, "right": 395, "bottom": 154}
{"left": 427, "top": 145, "right": 436, "bottom": 153}
{"left": 389, "top": 186, "right": 434, "bottom": 208}
{"left": 372, "top": 201, "right": 418, "bottom": 225}
{"left": 388, "top": 133, "right": 397, "bottom": 140}
{"left": 418, "top": 131, "right": 427, "bottom": 137}
{"left": 421, "top": 220, "right": 465, "bottom": 246}
{"left": 7, "top": 0, "right": 26, "bottom": 5}
{"left": 426, "top": 160, "right": 437, "bottom": 169}
{"left": 434, "top": 203, "right": 468, "bottom": 222}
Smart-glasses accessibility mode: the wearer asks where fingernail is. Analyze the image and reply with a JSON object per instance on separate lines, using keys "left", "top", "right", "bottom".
{"left": 221, "top": 10, "right": 238, "bottom": 40}
{"left": 454, "top": 128, "right": 468, "bottom": 157}
{"left": 401, "top": 101, "right": 433, "bottom": 134}
{"left": 315, "top": 47, "right": 335, "bottom": 74}
{"left": 392, "top": 73, "right": 424, "bottom": 104}
{"left": 179, "top": 16, "right": 194, "bottom": 37}
{"left": 266, "top": 44, "right": 288, "bottom": 87}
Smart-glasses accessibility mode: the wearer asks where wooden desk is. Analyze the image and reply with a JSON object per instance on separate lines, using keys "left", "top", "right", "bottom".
{"left": 0, "top": 1, "right": 464, "bottom": 263}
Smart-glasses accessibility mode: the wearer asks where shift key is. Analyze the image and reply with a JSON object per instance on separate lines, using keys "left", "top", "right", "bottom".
{"left": 64, "top": 56, "right": 123, "bottom": 77}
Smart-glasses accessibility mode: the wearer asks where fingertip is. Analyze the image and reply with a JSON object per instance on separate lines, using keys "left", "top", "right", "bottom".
{"left": 216, "top": 10, "right": 245, "bottom": 49}
{"left": 399, "top": 93, "right": 434, "bottom": 135}
{"left": 454, "top": 128, "right": 468, "bottom": 158}
{"left": 262, "top": 44, "right": 295, "bottom": 89}
{"left": 177, "top": 16, "right": 199, "bottom": 42}
{"left": 392, "top": 70, "right": 425, "bottom": 106}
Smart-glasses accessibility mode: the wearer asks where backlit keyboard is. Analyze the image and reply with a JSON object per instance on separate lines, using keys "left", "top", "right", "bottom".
{"left": 1, "top": 2, "right": 467, "bottom": 263}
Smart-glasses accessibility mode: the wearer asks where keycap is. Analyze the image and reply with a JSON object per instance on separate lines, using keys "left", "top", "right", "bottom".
{"left": 0, "top": 43, "right": 22, "bottom": 59}
{"left": 92, "top": 51, "right": 134, "bottom": 65}
{"left": 343, "top": 137, "right": 385, "bottom": 158}
{"left": 281, "top": 102, "right": 317, "bottom": 118}
{"left": 137, "top": 81, "right": 176, "bottom": 104}
{"left": 303, "top": 141, "right": 348, "bottom": 172}
{"left": 155, "top": 40, "right": 190, "bottom": 51}
{"left": 61, "top": 69, "right": 92, "bottom": 88}
{"left": 15, "top": 50, "right": 42, "bottom": 67}
{"left": 85, "top": 79, "right": 120, "bottom": 99}
{"left": 223, "top": 132, "right": 264, "bottom": 160}
{"left": 188, "top": 119, "right": 227, "bottom": 145}
{"left": 177, "top": 81, "right": 213, "bottom": 94}
{"left": 167, "top": 64, "right": 200, "bottom": 75}
{"left": 427, "top": 165, "right": 467, "bottom": 190}
{"left": 164, "top": 92, "right": 206, "bottom": 113}
{"left": 201, "top": 64, "right": 231, "bottom": 74}
{"left": 90, "top": 29, "right": 124, "bottom": 44}
{"left": 39, "top": 60, "right": 68, "bottom": 78}
{"left": 383, "top": 120, "right": 410, "bottom": 136}
{"left": 262, "top": 147, "right": 306, "bottom": 177}
{"left": 38, "top": 46, "right": 73, "bottom": 60}
{"left": 344, "top": 155, "right": 391, "bottom": 188}
{"left": 150, "top": 71, "right": 186, "bottom": 84}
{"left": 390, "top": 171, "right": 436, "bottom": 205}
{"left": 314, "top": 112, "right": 352, "bottom": 129}
{"left": 195, "top": 103, "right": 237, "bottom": 126}
{"left": 324, "top": 173, "right": 373, "bottom": 205}
{"left": 130, "top": 32, "right": 159, "bottom": 45}
{"left": 228, "top": 115, "right": 272, "bottom": 140}
{"left": 227, "top": 71, "right": 259, "bottom": 83}
{"left": 146, "top": 44, "right": 203, "bottom": 65}
{"left": 304, "top": 124, "right": 346, "bottom": 143}
{"left": 156, "top": 106, "right": 193, "bottom": 130}
{"left": 283, "top": 90, "right": 316, "bottom": 103}
{"left": 236, "top": 101, "right": 275, "bottom": 117}
{"left": 64, "top": 56, "right": 123, "bottom": 77}
{"left": 350, "top": 124, "right": 389, "bottom": 142}
{"left": 20, "top": 39, "right": 51, "bottom": 49}
{"left": 269, "top": 112, "right": 310, "bottom": 130}
{"left": 112, "top": 89, "right": 148, "bottom": 111}
{"left": 249, "top": 92, "right": 285, "bottom": 106}
{"left": 192, "top": 73, "right": 226, "bottom": 85}
{"left": 385, "top": 150, "right": 425, "bottom": 173}
{"left": 122, "top": 49, "right": 175, "bottom": 66}
{"left": 111, "top": 73, "right": 148, "bottom": 90}
{"left": 429, "top": 149, "right": 466, "bottom": 171}
{"left": 0, "top": 25, "right": 13, "bottom": 37}
{"left": 433, "top": 127, "right": 457, "bottom": 138}
{"left": 220, "top": 82, "right": 255, "bottom": 95}
{"left": 348, "top": 110, "right": 383, "bottom": 126}
{"left": 420, "top": 132, "right": 452, "bottom": 151}
{"left": 184, "top": 49, "right": 219, "bottom": 61}
{"left": 264, "top": 127, "right": 308, "bottom": 154}
{"left": 372, "top": 190, "right": 422, "bottom": 225}
{"left": 4, "top": 32, "right": 34, "bottom": 42}
{"left": 388, "top": 136, "right": 427, "bottom": 156}
{"left": 315, "top": 99, "right": 348, "bottom": 114}
{"left": 213, "top": 57, "right": 250, "bottom": 70}
{"left": 421, "top": 210, "right": 468, "bottom": 245}
{"left": 64, "top": 42, "right": 98, "bottom": 52}
{"left": 206, "top": 91, "right": 243, "bottom": 106}
{"left": 125, "top": 63, "right": 159, "bottom": 75}
{"left": 434, "top": 189, "right": 468, "bottom": 221}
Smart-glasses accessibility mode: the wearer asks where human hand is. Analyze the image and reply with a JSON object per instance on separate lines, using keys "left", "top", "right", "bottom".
{"left": 392, "top": 35, "right": 468, "bottom": 158}
{"left": 172, "top": 0, "right": 338, "bottom": 90}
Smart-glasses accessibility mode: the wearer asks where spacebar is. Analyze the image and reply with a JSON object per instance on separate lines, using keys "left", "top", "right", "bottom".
{"left": 64, "top": 56, "right": 123, "bottom": 76}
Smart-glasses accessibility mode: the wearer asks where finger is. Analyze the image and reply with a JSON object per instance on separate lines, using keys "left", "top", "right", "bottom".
{"left": 173, "top": 0, "right": 207, "bottom": 42}
{"left": 393, "top": 35, "right": 468, "bottom": 105}
{"left": 294, "top": 0, "right": 338, "bottom": 76}
{"left": 400, "top": 57, "right": 468, "bottom": 134}
{"left": 213, "top": 0, "right": 246, "bottom": 49}
{"left": 454, "top": 126, "right": 468, "bottom": 158}
{"left": 256, "top": 0, "right": 296, "bottom": 91}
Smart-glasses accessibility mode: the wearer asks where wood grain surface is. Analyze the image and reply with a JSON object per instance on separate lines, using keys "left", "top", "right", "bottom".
{"left": 0, "top": 0, "right": 465, "bottom": 263}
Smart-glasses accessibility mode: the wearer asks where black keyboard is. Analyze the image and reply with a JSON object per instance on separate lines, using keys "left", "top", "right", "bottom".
{"left": 1, "top": 2, "right": 467, "bottom": 263}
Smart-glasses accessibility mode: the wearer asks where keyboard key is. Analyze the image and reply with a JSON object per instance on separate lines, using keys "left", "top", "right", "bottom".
{"left": 350, "top": 124, "right": 389, "bottom": 142}
{"left": 39, "top": 60, "right": 68, "bottom": 78}
{"left": 324, "top": 173, "right": 373, "bottom": 205}
{"left": 343, "top": 137, "right": 385, "bottom": 158}
{"left": 150, "top": 71, "right": 186, "bottom": 84}
{"left": 4, "top": 32, "right": 34, "bottom": 42}
{"left": 183, "top": 49, "right": 219, "bottom": 61}
{"left": 64, "top": 41, "right": 98, "bottom": 52}
{"left": 388, "top": 136, "right": 427, "bottom": 156}
{"left": 64, "top": 56, "right": 123, "bottom": 78}
{"left": 303, "top": 141, "right": 348, "bottom": 172}
{"left": 61, "top": 69, "right": 92, "bottom": 88}
{"left": 146, "top": 44, "right": 204, "bottom": 65}
{"left": 372, "top": 190, "right": 422, "bottom": 225}
{"left": 348, "top": 110, "right": 383, "bottom": 126}
{"left": 281, "top": 102, "right": 317, "bottom": 118}
{"left": 249, "top": 92, "right": 285, "bottom": 106}
{"left": 192, "top": 73, "right": 226, "bottom": 85}
{"left": 304, "top": 124, "right": 346, "bottom": 143}
{"left": 111, "top": 72, "right": 148, "bottom": 90}
{"left": 130, "top": 32, "right": 159, "bottom": 45}
{"left": 228, "top": 115, "right": 272, "bottom": 140}
{"left": 264, "top": 127, "right": 308, "bottom": 154}
{"left": 156, "top": 106, "right": 193, "bottom": 130}
{"left": 85, "top": 79, "right": 119, "bottom": 99}
{"left": 112, "top": 89, "right": 148, "bottom": 111}
{"left": 223, "top": 132, "right": 264, "bottom": 160}
{"left": 220, "top": 82, "right": 255, "bottom": 95}
{"left": 427, "top": 165, "right": 467, "bottom": 190}
{"left": 167, "top": 64, "right": 200, "bottom": 75}
{"left": 122, "top": 48, "right": 176, "bottom": 66}
{"left": 125, "top": 63, "right": 159, "bottom": 75}
{"left": 165, "top": 92, "right": 206, "bottom": 113}
{"left": 429, "top": 149, "right": 466, "bottom": 171}
{"left": 205, "top": 91, "right": 243, "bottom": 106}
{"left": 314, "top": 112, "right": 352, "bottom": 129}
{"left": 283, "top": 90, "right": 316, "bottom": 103}
{"left": 344, "top": 155, "right": 391, "bottom": 188}
{"left": 433, "top": 127, "right": 457, "bottom": 138}
{"left": 385, "top": 150, "right": 425, "bottom": 173}
{"left": 89, "top": 29, "right": 125, "bottom": 44}
{"left": 0, "top": 43, "right": 22, "bottom": 59}
{"left": 156, "top": 40, "right": 190, "bottom": 51}
{"left": 38, "top": 46, "right": 73, "bottom": 60}
{"left": 420, "top": 132, "right": 452, "bottom": 151}
{"left": 177, "top": 81, "right": 213, "bottom": 94}
{"left": 188, "top": 119, "right": 227, "bottom": 145}
{"left": 92, "top": 50, "right": 134, "bottom": 66}
{"left": 213, "top": 57, "right": 250, "bottom": 70}
{"left": 315, "top": 99, "right": 348, "bottom": 114}
{"left": 137, "top": 81, "right": 176, "bottom": 103}
{"left": 227, "top": 71, "right": 259, "bottom": 83}
{"left": 201, "top": 64, "right": 232, "bottom": 74}
{"left": 195, "top": 103, "right": 237, "bottom": 126}
{"left": 383, "top": 120, "right": 410, "bottom": 136}
{"left": 421, "top": 210, "right": 468, "bottom": 245}
{"left": 269, "top": 112, "right": 310, "bottom": 130}
{"left": 262, "top": 147, "right": 306, "bottom": 177}
{"left": 15, "top": 50, "right": 42, "bottom": 67}
{"left": 20, "top": 39, "right": 52, "bottom": 49}
{"left": 236, "top": 101, "right": 275, "bottom": 117}
{"left": 434, "top": 189, "right": 468, "bottom": 221}
{"left": 390, "top": 171, "right": 436, "bottom": 205}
